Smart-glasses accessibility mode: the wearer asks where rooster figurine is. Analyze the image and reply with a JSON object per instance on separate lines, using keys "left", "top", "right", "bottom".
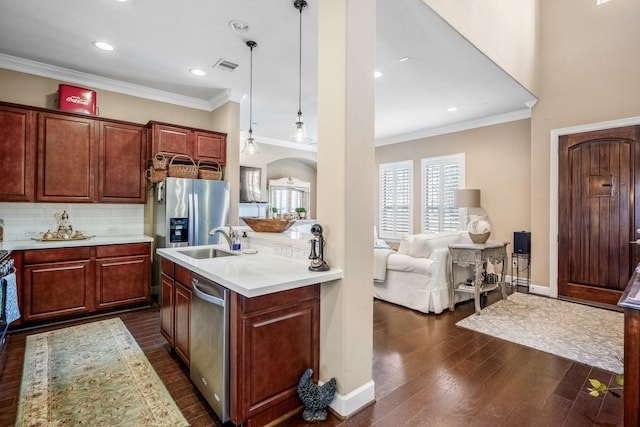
{"left": 297, "top": 368, "right": 337, "bottom": 422}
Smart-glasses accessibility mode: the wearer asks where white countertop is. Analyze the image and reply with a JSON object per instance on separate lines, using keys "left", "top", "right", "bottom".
{"left": 1, "top": 235, "right": 154, "bottom": 251}
{"left": 157, "top": 244, "right": 342, "bottom": 298}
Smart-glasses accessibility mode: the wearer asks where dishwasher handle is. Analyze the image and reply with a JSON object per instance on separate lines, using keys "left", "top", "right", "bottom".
{"left": 191, "top": 279, "right": 226, "bottom": 307}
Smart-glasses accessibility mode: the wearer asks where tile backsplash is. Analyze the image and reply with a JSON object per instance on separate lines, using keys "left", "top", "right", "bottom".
{"left": 0, "top": 203, "right": 144, "bottom": 241}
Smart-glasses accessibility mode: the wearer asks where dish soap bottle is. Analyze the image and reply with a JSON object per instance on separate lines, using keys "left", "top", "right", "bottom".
{"left": 232, "top": 233, "right": 241, "bottom": 251}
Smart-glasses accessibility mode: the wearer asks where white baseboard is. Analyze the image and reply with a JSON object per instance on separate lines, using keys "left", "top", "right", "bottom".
{"left": 529, "top": 284, "right": 550, "bottom": 297}
{"left": 506, "top": 276, "right": 551, "bottom": 298}
{"left": 329, "top": 380, "right": 376, "bottom": 418}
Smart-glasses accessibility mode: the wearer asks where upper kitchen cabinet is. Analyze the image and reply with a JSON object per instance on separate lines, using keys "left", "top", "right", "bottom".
{"left": 37, "top": 112, "right": 96, "bottom": 202}
{"left": 193, "top": 131, "right": 226, "bottom": 164}
{"left": 149, "top": 122, "right": 227, "bottom": 164}
{"left": 150, "top": 123, "right": 192, "bottom": 158}
{"left": 0, "top": 105, "right": 36, "bottom": 202}
{"left": 98, "top": 122, "right": 147, "bottom": 203}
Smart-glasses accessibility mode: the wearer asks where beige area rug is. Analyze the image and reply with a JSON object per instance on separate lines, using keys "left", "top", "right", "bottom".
{"left": 15, "top": 318, "right": 189, "bottom": 427}
{"left": 456, "top": 292, "right": 623, "bottom": 374}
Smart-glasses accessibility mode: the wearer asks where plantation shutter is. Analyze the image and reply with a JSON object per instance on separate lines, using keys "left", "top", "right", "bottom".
{"left": 421, "top": 154, "right": 464, "bottom": 233}
{"left": 379, "top": 161, "right": 412, "bottom": 240}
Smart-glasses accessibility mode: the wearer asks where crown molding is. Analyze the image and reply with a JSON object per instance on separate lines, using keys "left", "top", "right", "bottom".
{"left": 375, "top": 108, "right": 532, "bottom": 146}
{"left": 0, "top": 53, "right": 234, "bottom": 112}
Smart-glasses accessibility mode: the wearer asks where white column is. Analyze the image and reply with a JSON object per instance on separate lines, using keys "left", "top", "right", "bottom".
{"left": 317, "top": 0, "right": 376, "bottom": 417}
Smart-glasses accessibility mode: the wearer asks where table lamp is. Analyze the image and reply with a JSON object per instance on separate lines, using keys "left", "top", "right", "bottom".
{"left": 454, "top": 189, "right": 481, "bottom": 230}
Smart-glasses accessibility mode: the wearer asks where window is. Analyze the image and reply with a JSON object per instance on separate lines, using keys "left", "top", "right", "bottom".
{"left": 268, "top": 177, "right": 311, "bottom": 216}
{"left": 379, "top": 161, "right": 412, "bottom": 240}
{"left": 421, "top": 154, "right": 464, "bottom": 233}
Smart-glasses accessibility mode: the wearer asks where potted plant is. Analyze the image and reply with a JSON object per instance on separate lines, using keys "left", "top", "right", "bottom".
{"left": 295, "top": 207, "right": 307, "bottom": 219}
{"left": 271, "top": 207, "right": 279, "bottom": 218}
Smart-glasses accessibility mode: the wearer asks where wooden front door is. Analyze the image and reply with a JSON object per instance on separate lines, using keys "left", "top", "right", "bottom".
{"left": 558, "top": 125, "right": 640, "bottom": 305}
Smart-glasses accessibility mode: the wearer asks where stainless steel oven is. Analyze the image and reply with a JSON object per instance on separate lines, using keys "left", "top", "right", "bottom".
{"left": 0, "top": 250, "right": 14, "bottom": 376}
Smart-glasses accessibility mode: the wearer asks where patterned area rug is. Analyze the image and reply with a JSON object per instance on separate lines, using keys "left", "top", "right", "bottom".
{"left": 15, "top": 318, "right": 188, "bottom": 426}
{"left": 456, "top": 292, "right": 623, "bottom": 373}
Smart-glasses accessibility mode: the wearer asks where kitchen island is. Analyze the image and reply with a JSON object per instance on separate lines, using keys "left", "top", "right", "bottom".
{"left": 156, "top": 240, "right": 342, "bottom": 427}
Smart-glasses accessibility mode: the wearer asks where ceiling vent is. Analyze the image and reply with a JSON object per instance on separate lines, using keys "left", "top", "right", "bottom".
{"left": 213, "top": 59, "right": 239, "bottom": 72}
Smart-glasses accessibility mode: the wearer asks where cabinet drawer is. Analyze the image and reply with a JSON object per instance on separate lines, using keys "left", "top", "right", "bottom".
{"left": 95, "top": 242, "right": 150, "bottom": 258}
{"left": 175, "top": 263, "right": 192, "bottom": 287}
{"left": 161, "top": 257, "right": 174, "bottom": 277}
{"left": 24, "top": 247, "right": 92, "bottom": 264}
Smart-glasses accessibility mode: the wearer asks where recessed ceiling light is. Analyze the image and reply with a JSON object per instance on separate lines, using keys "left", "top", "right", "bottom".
{"left": 447, "top": 106, "right": 458, "bottom": 112}
{"left": 597, "top": 0, "right": 611, "bottom": 4}
{"left": 229, "top": 20, "right": 249, "bottom": 32}
{"left": 398, "top": 56, "right": 410, "bottom": 62}
{"left": 93, "top": 41, "right": 115, "bottom": 51}
{"left": 374, "top": 70, "right": 384, "bottom": 79}
{"left": 190, "top": 69, "right": 207, "bottom": 77}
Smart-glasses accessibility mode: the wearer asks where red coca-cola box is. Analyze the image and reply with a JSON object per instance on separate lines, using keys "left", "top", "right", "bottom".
{"left": 58, "top": 84, "right": 97, "bottom": 115}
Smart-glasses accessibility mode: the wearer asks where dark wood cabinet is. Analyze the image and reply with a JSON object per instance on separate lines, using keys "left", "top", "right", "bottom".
{"left": 193, "top": 130, "right": 227, "bottom": 163}
{"left": 150, "top": 123, "right": 192, "bottom": 158}
{"left": 37, "top": 112, "right": 96, "bottom": 202}
{"left": 20, "top": 243, "right": 151, "bottom": 324}
{"left": 160, "top": 273, "right": 175, "bottom": 346}
{"left": 0, "top": 101, "right": 148, "bottom": 204}
{"left": 229, "top": 285, "right": 320, "bottom": 427}
{"left": 174, "top": 281, "right": 191, "bottom": 364}
{"left": 95, "top": 243, "right": 151, "bottom": 309}
{"left": 98, "top": 122, "right": 147, "bottom": 203}
{"left": 149, "top": 122, "right": 227, "bottom": 165}
{"left": 0, "top": 105, "right": 36, "bottom": 201}
{"left": 160, "top": 258, "right": 192, "bottom": 366}
{"left": 157, "top": 256, "right": 321, "bottom": 427}
{"left": 22, "top": 247, "right": 94, "bottom": 321}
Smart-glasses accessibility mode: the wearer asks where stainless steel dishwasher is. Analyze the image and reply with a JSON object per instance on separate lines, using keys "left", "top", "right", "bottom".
{"left": 190, "top": 274, "right": 229, "bottom": 423}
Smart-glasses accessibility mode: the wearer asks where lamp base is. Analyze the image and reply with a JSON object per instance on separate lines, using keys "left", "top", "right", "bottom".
{"left": 469, "top": 232, "right": 490, "bottom": 244}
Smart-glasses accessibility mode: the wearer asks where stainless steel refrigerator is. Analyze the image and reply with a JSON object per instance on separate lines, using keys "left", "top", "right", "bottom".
{"left": 153, "top": 177, "right": 230, "bottom": 293}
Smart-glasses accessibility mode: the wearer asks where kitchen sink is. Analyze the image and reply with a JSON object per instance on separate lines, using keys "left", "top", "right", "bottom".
{"left": 176, "top": 248, "right": 236, "bottom": 259}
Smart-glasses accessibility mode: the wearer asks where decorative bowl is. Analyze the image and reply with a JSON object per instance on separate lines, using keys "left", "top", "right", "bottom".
{"left": 241, "top": 218, "right": 297, "bottom": 233}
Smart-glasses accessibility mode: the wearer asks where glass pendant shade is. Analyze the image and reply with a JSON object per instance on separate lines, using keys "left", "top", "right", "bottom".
{"left": 241, "top": 134, "right": 258, "bottom": 155}
{"left": 241, "top": 40, "right": 259, "bottom": 155}
{"left": 289, "top": 0, "right": 312, "bottom": 144}
{"left": 290, "top": 111, "right": 311, "bottom": 143}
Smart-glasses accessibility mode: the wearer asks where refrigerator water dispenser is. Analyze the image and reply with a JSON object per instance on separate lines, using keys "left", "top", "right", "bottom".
{"left": 170, "top": 218, "right": 189, "bottom": 243}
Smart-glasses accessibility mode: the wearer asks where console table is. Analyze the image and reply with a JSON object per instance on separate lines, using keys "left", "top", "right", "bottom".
{"left": 618, "top": 265, "right": 640, "bottom": 426}
{"left": 448, "top": 241, "right": 509, "bottom": 314}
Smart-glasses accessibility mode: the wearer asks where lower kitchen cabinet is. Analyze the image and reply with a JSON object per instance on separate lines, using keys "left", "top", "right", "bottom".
{"left": 160, "top": 272, "right": 175, "bottom": 345}
{"left": 157, "top": 257, "right": 321, "bottom": 427}
{"left": 95, "top": 243, "right": 151, "bottom": 309}
{"left": 23, "top": 247, "right": 94, "bottom": 321}
{"left": 20, "top": 242, "right": 151, "bottom": 324}
{"left": 160, "top": 258, "right": 191, "bottom": 366}
{"left": 229, "top": 285, "right": 320, "bottom": 427}
{"left": 174, "top": 281, "right": 191, "bottom": 364}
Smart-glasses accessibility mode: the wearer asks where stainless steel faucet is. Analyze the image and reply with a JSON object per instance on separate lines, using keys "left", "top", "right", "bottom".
{"left": 209, "top": 226, "right": 235, "bottom": 249}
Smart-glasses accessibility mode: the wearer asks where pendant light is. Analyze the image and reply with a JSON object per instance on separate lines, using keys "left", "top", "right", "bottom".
{"left": 241, "top": 40, "right": 259, "bottom": 155}
{"left": 289, "top": 0, "right": 312, "bottom": 143}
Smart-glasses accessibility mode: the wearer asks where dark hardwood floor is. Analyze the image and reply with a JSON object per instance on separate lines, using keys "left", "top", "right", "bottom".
{"left": 0, "top": 290, "right": 623, "bottom": 426}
